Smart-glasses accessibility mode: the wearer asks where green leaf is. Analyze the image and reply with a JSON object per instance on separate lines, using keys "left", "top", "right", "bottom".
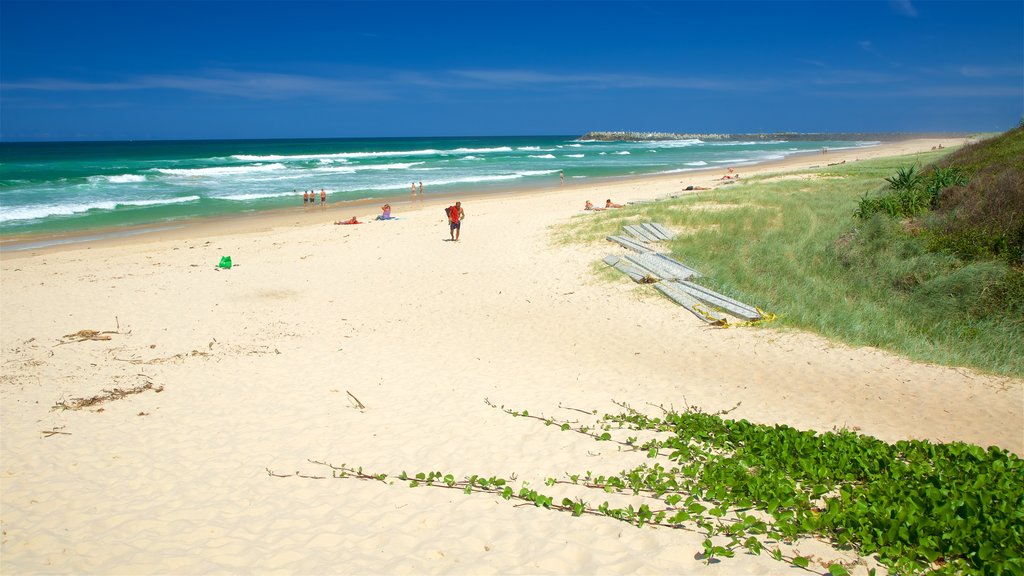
{"left": 792, "top": 556, "right": 809, "bottom": 568}
{"left": 827, "top": 565, "right": 850, "bottom": 576}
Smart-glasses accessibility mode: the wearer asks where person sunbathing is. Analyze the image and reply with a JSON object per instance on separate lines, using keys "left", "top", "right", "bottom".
{"left": 605, "top": 199, "right": 623, "bottom": 208}
{"left": 335, "top": 216, "right": 361, "bottom": 225}
{"left": 376, "top": 203, "right": 393, "bottom": 220}
{"left": 584, "top": 200, "right": 605, "bottom": 211}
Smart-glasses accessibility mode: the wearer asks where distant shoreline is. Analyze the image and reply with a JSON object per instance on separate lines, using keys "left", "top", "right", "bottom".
{"left": 579, "top": 130, "right": 978, "bottom": 142}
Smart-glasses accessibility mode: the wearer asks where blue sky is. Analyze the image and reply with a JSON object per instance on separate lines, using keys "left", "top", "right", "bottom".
{"left": 1, "top": 1, "right": 1021, "bottom": 141}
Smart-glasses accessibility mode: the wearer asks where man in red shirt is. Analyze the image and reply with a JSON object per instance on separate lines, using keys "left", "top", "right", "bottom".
{"left": 447, "top": 201, "right": 465, "bottom": 241}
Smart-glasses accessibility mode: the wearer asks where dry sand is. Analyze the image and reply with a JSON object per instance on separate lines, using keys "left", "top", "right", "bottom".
{"left": 2, "top": 137, "right": 1020, "bottom": 575}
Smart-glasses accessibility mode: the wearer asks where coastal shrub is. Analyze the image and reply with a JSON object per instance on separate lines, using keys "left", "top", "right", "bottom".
{"left": 854, "top": 165, "right": 959, "bottom": 220}
{"left": 927, "top": 164, "right": 1024, "bottom": 265}
{"left": 923, "top": 165, "right": 967, "bottom": 208}
{"left": 916, "top": 127, "right": 1024, "bottom": 265}
{"left": 316, "top": 402, "right": 1024, "bottom": 575}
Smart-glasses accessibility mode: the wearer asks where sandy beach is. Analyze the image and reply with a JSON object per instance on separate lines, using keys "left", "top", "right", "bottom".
{"left": 2, "top": 137, "right": 1020, "bottom": 575}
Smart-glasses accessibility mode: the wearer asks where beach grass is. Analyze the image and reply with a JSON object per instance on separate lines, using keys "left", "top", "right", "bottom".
{"left": 560, "top": 149, "right": 1024, "bottom": 377}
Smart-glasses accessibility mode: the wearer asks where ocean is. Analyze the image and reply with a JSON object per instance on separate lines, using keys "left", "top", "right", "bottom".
{"left": 0, "top": 135, "right": 877, "bottom": 241}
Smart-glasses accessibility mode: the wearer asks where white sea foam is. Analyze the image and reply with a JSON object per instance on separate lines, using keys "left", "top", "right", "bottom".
{"left": 614, "top": 151, "right": 631, "bottom": 155}
{"left": 121, "top": 196, "right": 201, "bottom": 207}
{"left": 460, "top": 156, "right": 481, "bottom": 160}
{"left": 232, "top": 145, "right": 513, "bottom": 163}
{"left": 217, "top": 191, "right": 298, "bottom": 201}
{"left": 657, "top": 168, "right": 706, "bottom": 174}
{"left": 0, "top": 196, "right": 201, "bottom": 222}
{"left": 232, "top": 153, "right": 353, "bottom": 162}
{"left": 529, "top": 154, "right": 556, "bottom": 159}
{"left": 313, "top": 162, "right": 423, "bottom": 174}
{"left": 89, "top": 174, "right": 147, "bottom": 184}
{"left": 387, "top": 169, "right": 560, "bottom": 188}
{"left": 449, "top": 146, "right": 513, "bottom": 154}
{"left": 710, "top": 140, "right": 787, "bottom": 146}
{"left": 825, "top": 142, "right": 881, "bottom": 152}
{"left": 649, "top": 139, "right": 704, "bottom": 148}
{"left": 154, "top": 163, "right": 286, "bottom": 177}
{"left": 685, "top": 161, "right": 708, "bottom": 166}
{"left": 565, "top": 154, "right": 585, "bottom": 158}
{"left": 517, "top": 146, "right": 541, "bottom": 151}
{"left": 711, "top": 158, "right": 751, "bottom": 164}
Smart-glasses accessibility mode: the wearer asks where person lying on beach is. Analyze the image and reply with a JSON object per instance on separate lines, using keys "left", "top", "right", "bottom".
{"left": 335, "top": 216, "right": 361, "bottom": 225}
{"left": 376, "top": 203, "right": 393, "bottom": 220}
{"left": 584, "top": 200, "right": 605, "bottom": 211}
{"left": 605, "top": 199, "right": 623, "bottom": 208}
{"left": 684, "top": 185, "right": 709, "bottom": 191}
{"left": 720, "top": 174, "right": 733, "bottom": 180}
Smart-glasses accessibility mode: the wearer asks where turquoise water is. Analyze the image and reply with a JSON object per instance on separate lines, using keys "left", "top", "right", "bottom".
{"left": 0, "top": 135, "right": 875, "bottom": 238}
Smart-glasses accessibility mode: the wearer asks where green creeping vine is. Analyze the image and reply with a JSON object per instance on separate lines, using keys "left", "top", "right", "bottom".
{"left": 294, "top": 400, "right": 1023, "bottom": 575}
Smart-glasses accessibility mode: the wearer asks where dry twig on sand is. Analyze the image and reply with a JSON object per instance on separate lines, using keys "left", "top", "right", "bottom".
{"left": 57, "top": 329, "right": 119, "bottom": 345}
{"left": 41, "top": 427, "right": 72, "bottom": 438}
{"left": 53, "top": 376, "right": 163, "bottom": 411}
{"left": 346, "top": 391, "right": 367, "bottom": 410}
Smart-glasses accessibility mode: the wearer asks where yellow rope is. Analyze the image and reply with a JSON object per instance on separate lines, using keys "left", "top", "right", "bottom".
{"left": 696, "top": 305, "right": 778, "bottom": 329}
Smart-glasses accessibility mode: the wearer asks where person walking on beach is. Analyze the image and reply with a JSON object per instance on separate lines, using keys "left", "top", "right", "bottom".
{"left": 320, "top": 188, "right": 327, "bottom": 208}
{"left": 447, "top": 201, "right": 465, "bottom": 241}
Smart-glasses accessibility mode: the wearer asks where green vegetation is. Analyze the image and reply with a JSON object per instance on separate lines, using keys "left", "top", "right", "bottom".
{"left": 312, "top": 402, "right": 1024, "bottom": 575}
{"left": 925, "top": 127, "right": 1024, "bottom": 266}
{"left": 557, "top": 130, "right": 1023, "bottom": 376}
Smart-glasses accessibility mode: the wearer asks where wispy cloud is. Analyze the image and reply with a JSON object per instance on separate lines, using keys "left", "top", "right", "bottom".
{"left": 957, "top": 65, "right": 1023, "bottom": 79}
{"left": 2, "top": 69, "right": 391, "bottom": 100}
{"left": 446, "top": 69, "right": 747, "bottom": 91}
{"left": 890, "top": 0, "right": 918, "bottom": 18}
{"left": 4, "top": 65, "right": 1019, "bottom": 104}
{"left": 3, "top": 67, "right": 766, "bottom": 97}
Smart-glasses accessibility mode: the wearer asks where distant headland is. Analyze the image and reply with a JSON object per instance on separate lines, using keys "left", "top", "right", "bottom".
{"left": 578, "top": 131, "right": 971, "bottom": 142}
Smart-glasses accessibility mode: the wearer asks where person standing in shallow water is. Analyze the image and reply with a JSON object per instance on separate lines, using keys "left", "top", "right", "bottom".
{"left": 447, "top": 201, "right": 465, "bottom": 241}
